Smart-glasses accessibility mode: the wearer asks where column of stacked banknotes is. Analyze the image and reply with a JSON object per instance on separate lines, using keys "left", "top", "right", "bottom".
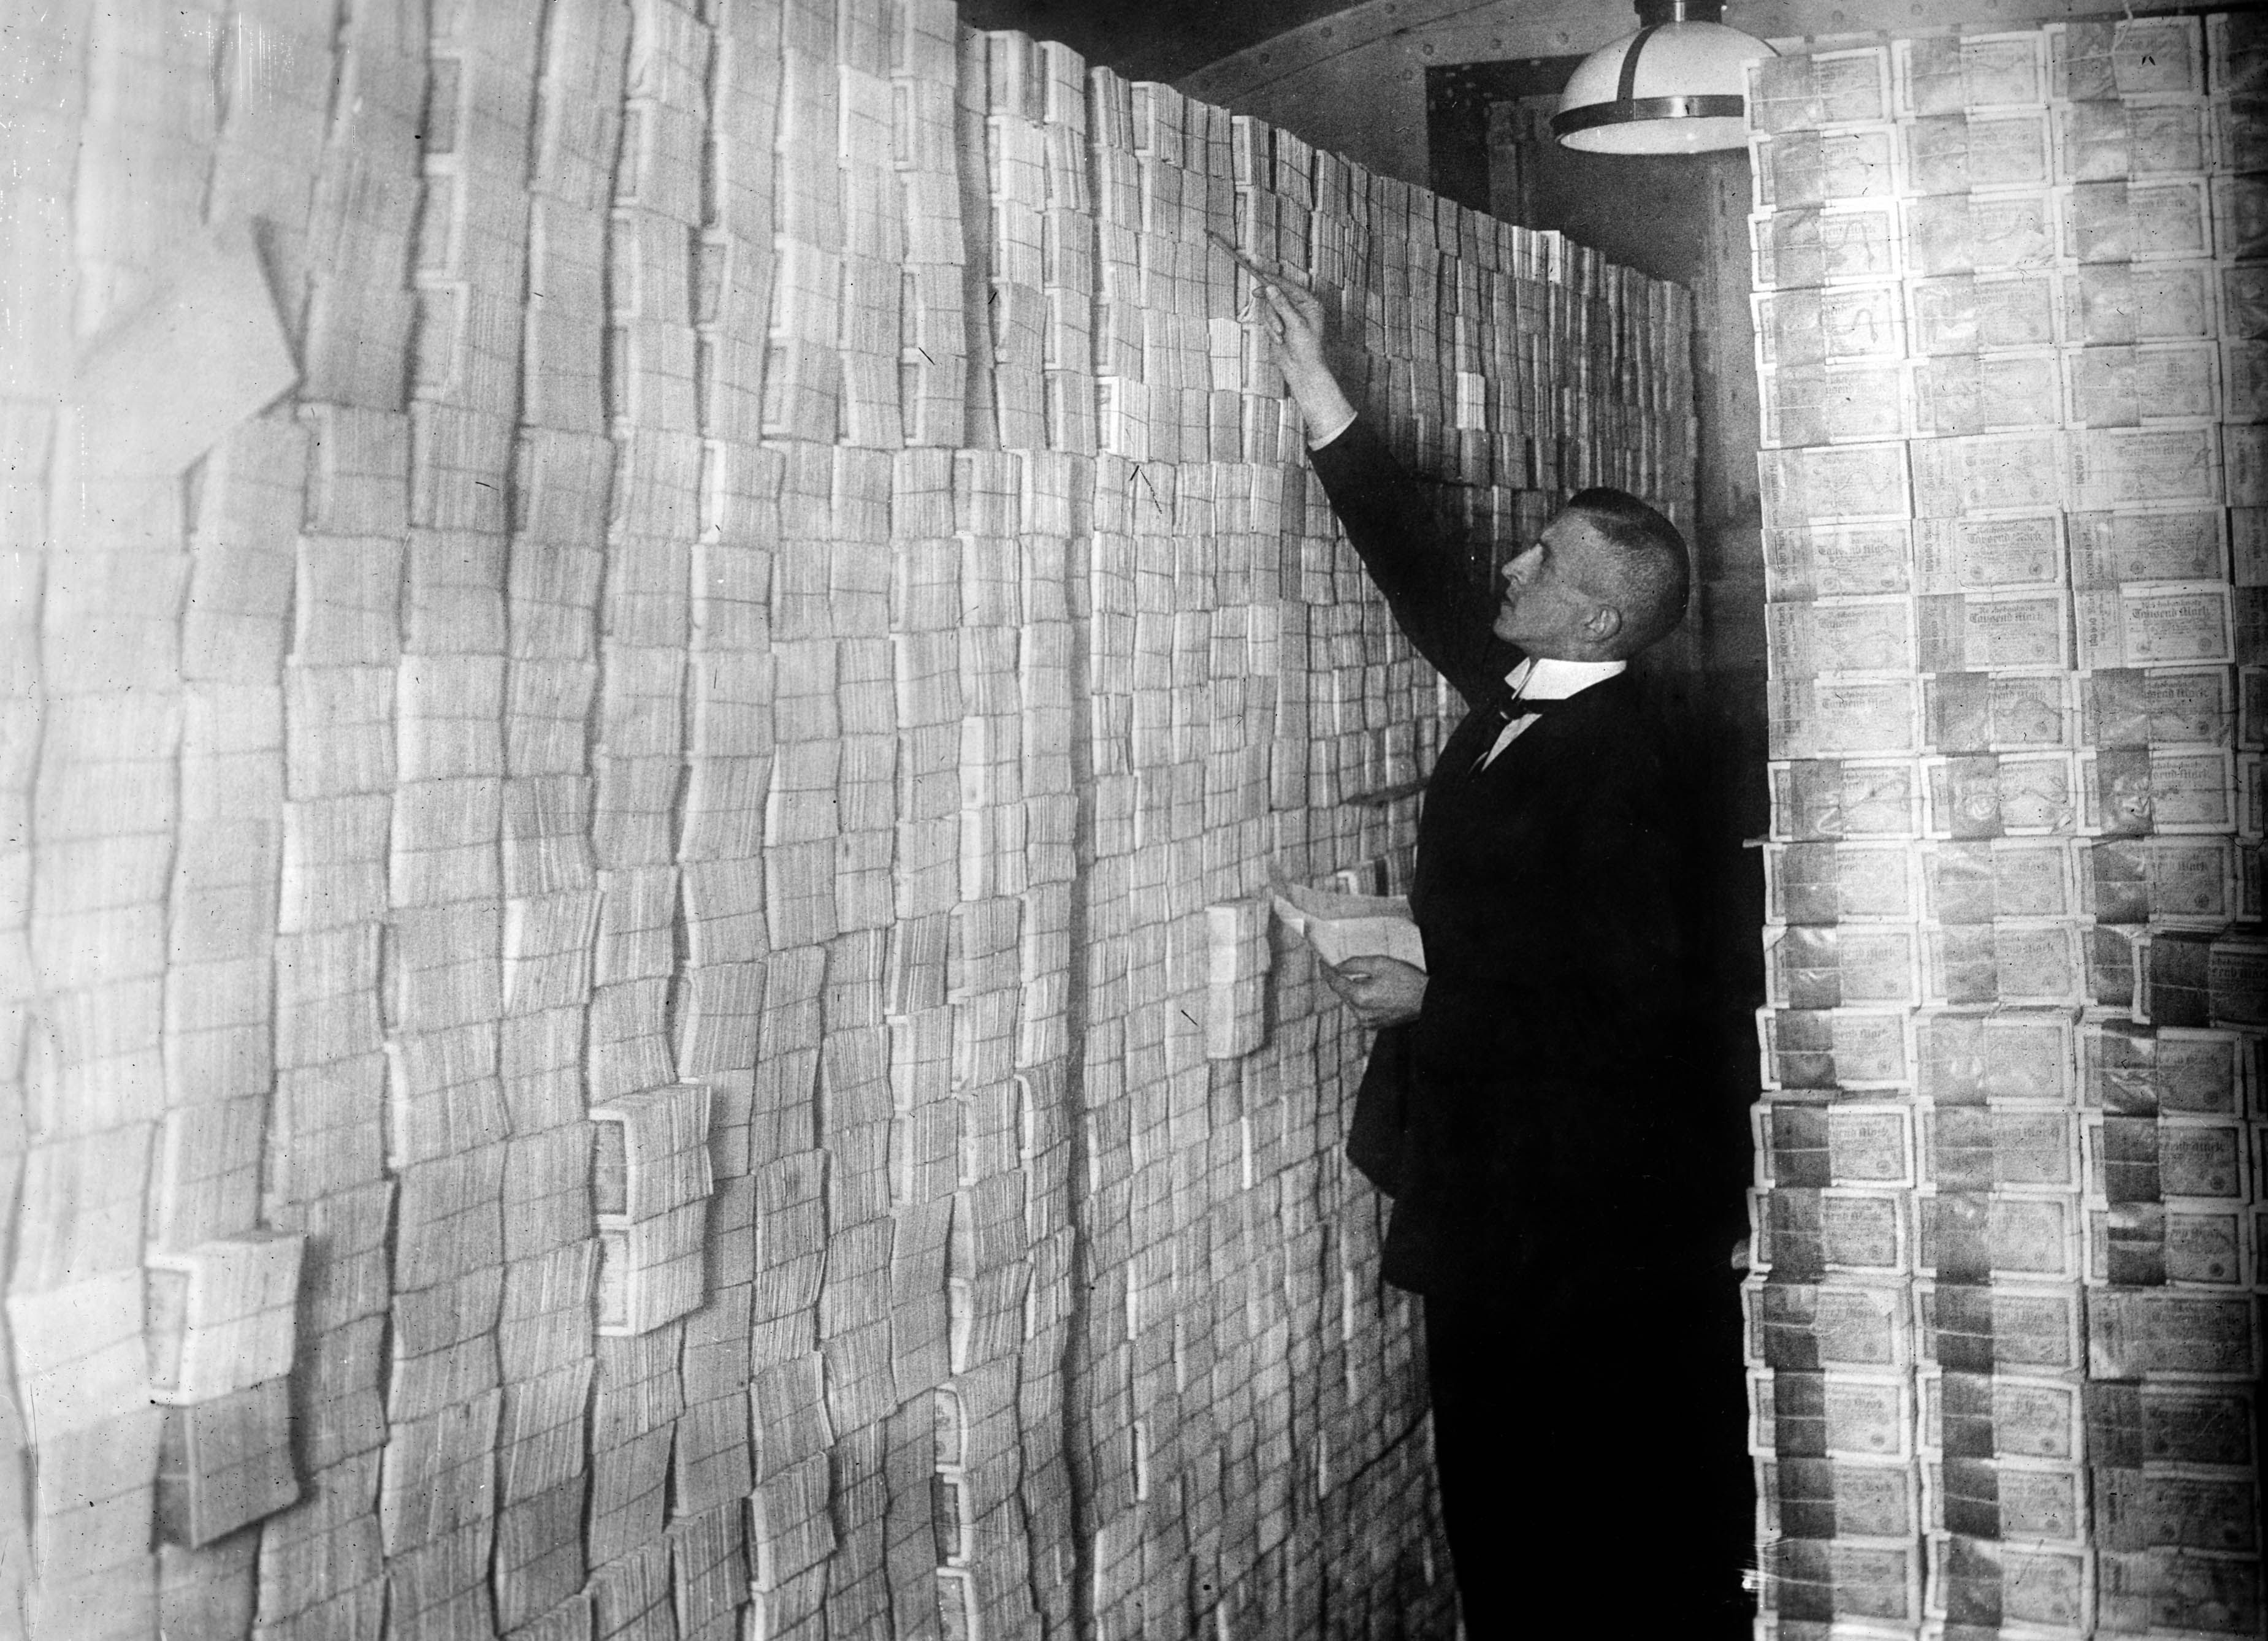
{"left": 1752, "top": 16, "right": 2267, "bottom": 1639}
{"left": 0, "top": 2, "right": 1690, "bottom": 1639}
{"left": 6, "top": 13, "right": 270, "bottom": 1637}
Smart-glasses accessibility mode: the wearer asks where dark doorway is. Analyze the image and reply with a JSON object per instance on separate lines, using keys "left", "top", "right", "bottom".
{"left": 1427, "top": 58, "right": 1735, "bottom": 291}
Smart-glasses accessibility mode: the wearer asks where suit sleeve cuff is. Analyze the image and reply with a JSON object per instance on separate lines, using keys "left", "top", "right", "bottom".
{"left": 1304, "top": 405, "right": 1359, "bottom": 452}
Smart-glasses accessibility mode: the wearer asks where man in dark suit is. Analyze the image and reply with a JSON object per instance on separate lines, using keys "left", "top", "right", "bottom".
{"left": 1246, "top": 262, "right": 1748, "bottom": 1637}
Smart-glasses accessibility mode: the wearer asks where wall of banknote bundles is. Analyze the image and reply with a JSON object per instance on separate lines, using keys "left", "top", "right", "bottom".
{"left": 0, "top": 2, "right": 1695, "bottom": 1638}
{"left": 1750, "top": 14, "right": 2268, "bottom": 1639}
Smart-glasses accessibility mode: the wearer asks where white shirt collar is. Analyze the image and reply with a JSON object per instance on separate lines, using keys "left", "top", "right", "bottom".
{"left": 1507, "top": 655, "right": 1626, "bottom": 701}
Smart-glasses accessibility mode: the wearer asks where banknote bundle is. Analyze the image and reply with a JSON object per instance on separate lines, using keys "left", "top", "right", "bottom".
{"left": 589, "top": 1084, "right": 715, "bottom": 1338}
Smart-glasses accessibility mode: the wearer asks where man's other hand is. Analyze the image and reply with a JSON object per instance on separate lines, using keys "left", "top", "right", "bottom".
{"left": 1321, "top": 956, "right": 1427, "bottom": 1030}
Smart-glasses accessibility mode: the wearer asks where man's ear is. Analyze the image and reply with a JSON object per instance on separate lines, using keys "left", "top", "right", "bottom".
{"left": 1583, "top": 604, "right": 1624, "bottom": 645}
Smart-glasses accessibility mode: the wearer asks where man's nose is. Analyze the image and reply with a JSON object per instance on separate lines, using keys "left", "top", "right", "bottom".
{"left": 1502, "top": 546, "right": 1539, "bottom": 584}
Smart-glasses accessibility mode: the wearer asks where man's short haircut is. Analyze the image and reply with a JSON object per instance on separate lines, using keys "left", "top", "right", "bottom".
{"left": 1563, "top": 486, "right": 1691, "bottom": 657}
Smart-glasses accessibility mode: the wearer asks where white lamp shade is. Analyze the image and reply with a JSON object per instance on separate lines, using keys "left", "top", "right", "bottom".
{"left": 1552, "top": 19, "right": 1776, "bottom": 154}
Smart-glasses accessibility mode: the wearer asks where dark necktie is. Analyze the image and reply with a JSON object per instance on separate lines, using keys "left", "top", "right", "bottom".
{"left": 1467, "top": 686, "right": 1562, "bottom": 775}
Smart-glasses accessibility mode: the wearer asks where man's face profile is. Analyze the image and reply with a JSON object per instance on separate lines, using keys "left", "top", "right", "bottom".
{"left": 1491, "top": 510, "right": 1616, "bottom": 657}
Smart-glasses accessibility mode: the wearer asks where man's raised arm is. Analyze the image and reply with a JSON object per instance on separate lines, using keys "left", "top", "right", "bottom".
{"left": 1235, "top": 252, "right": 1503, "bottom": 698}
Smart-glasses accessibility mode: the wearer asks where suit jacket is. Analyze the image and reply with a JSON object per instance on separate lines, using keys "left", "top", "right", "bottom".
{"left": 1311, "top": 418, "right": 1708, "bottom": 1300}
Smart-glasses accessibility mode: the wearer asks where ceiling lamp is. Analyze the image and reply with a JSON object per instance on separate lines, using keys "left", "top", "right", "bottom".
{"left": 1551, "top": 0, "right": 1775, "bottom": 155}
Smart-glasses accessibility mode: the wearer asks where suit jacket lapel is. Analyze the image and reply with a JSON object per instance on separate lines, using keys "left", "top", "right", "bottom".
{"left": 1462, "top": 672, "right": 1630, "bottom": 787}
{"left": 1437, "top": 691, "right": 1514, "bottom": 784}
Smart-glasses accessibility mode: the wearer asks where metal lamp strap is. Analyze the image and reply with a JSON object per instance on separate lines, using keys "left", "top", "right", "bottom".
{"left": 1549, "top": 21, "right": 1749, "bottom": 137}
